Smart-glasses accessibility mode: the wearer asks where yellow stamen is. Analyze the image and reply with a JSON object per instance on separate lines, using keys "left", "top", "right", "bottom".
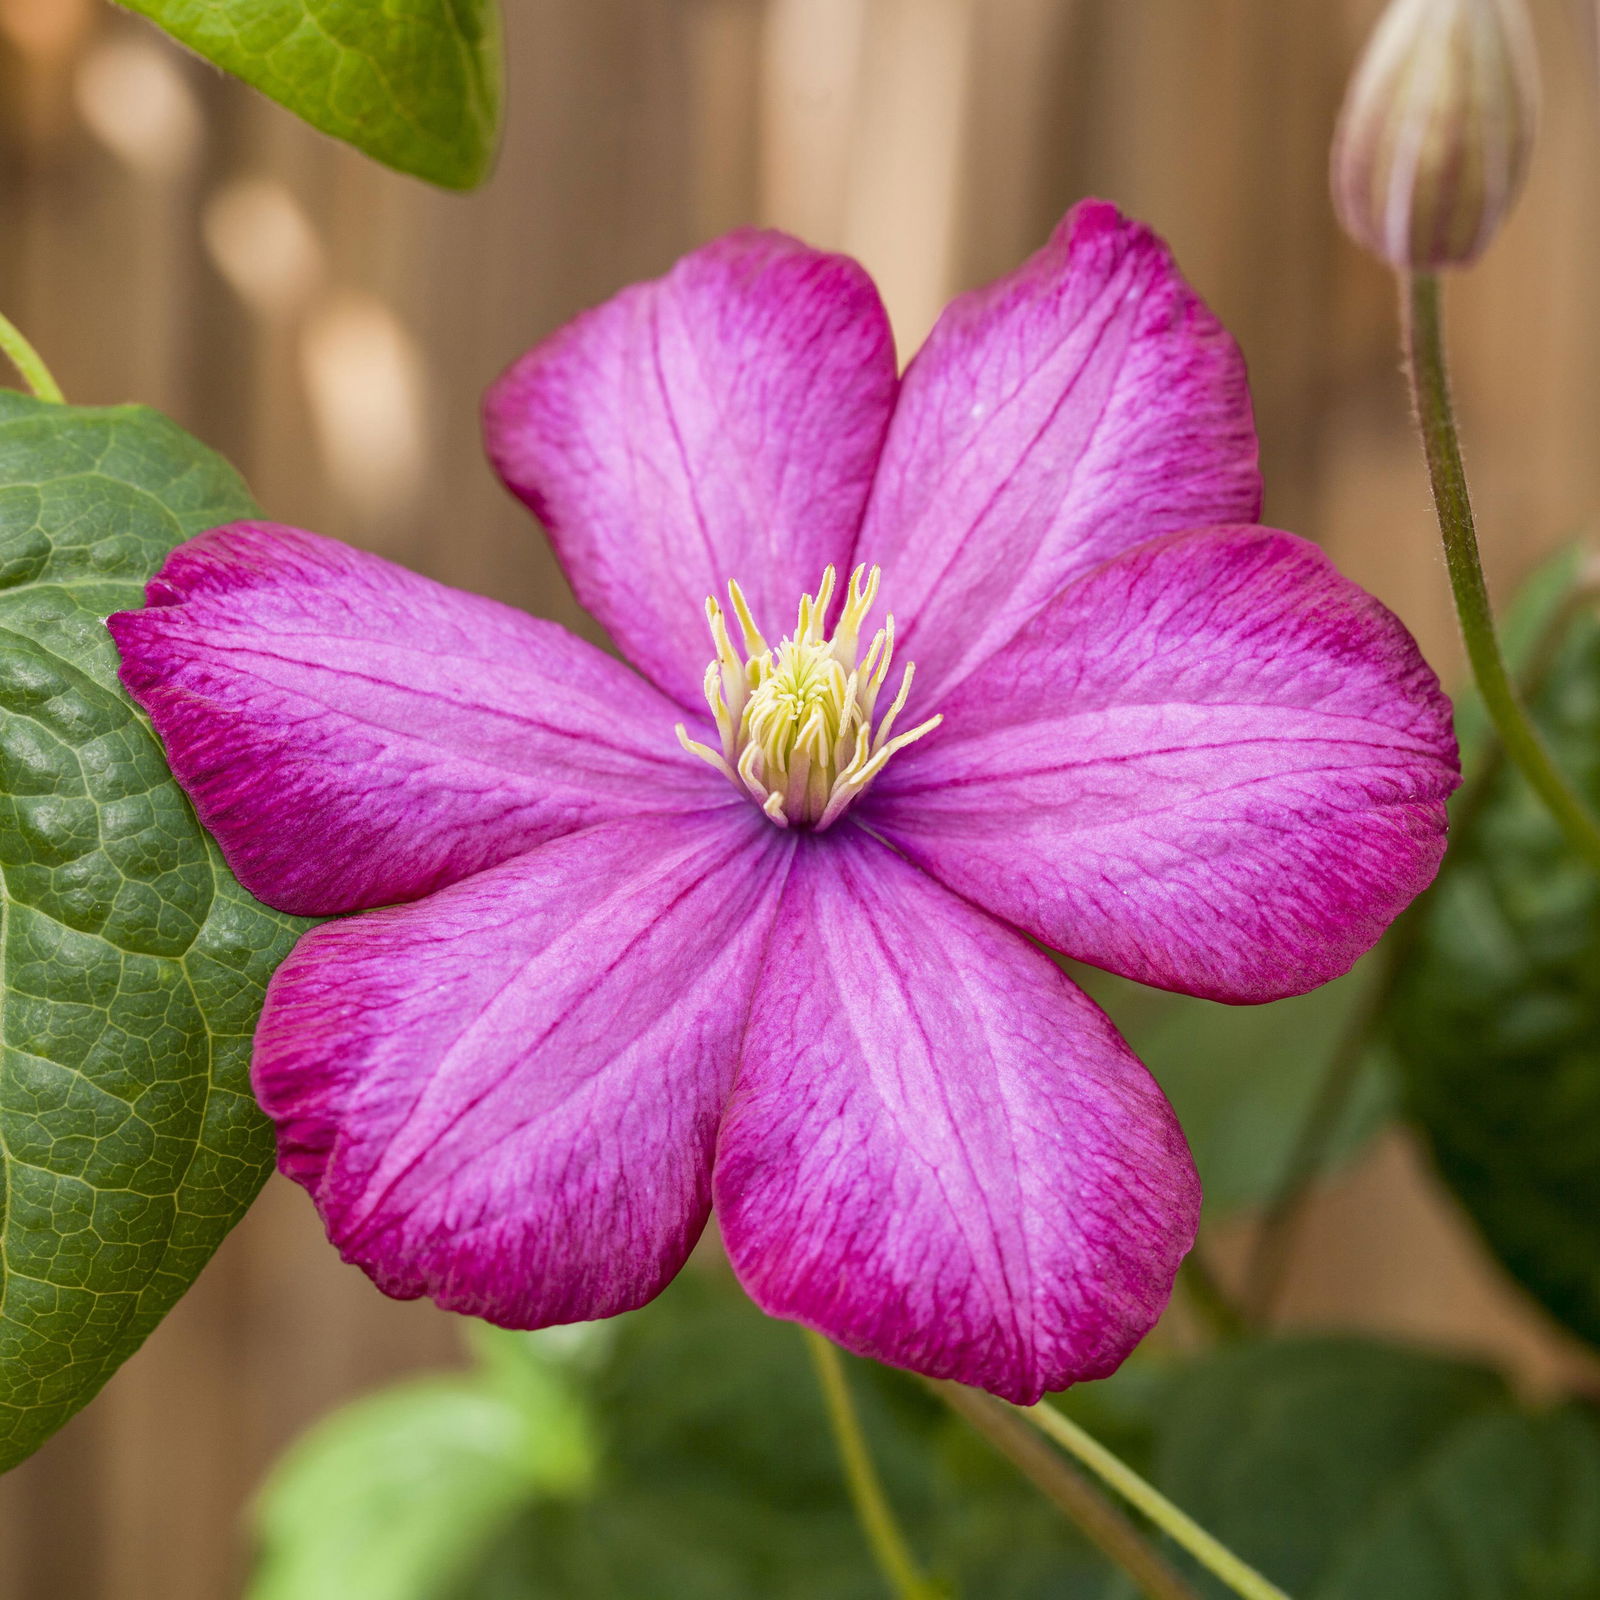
{"left": 674, "top": 564, "right": 941, "bottom": 829}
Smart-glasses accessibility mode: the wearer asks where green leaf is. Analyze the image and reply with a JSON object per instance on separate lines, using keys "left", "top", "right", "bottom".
{"left": 1074, "top": 959, "right": 1393, "bottom": 1215}
{"left": 116, "top": 0, "right": 503, "bottom": 190}
{"left": 259, "top": 1273, "right": 1147, "bottom": 1600}
{"left": 544, "top": 1272, "right": 1149, "bottom": 1600}
{"left": 1154, "top": 1337, "right": 1600, "bottom": 1598}
{"left": 465, "top": 1275, "right": 954, "bottom": 1600}
{"left": 1386, "top": 558, "right": 1600, "bottom": 1349}
{"left": 250, "top": 1334, "right": 596, "bottom": 1600}
{"left": 1319, "top": 1409, "right": 1600, "bottom": 1600}
{"left": 0, "top": 391, "right": 307, "bottom": 1469}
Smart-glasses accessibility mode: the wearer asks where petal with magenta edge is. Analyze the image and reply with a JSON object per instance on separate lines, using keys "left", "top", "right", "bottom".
{"left": 485, "top": 230, "right": 898, "bottom": 709}
{"left": 109, "top": 523, "right": 725, "bottom": 917}
{"left": 715, "top": 827, "right": 1199, "bottom": 1404}
{"left": 867, "top": 525, "right": 1460, "bottom": 1003}
{"left": 860, "top": 199, "right": 1262, "bottom": 706}
{"left": 255, "top": 808, "right": 793, "bottom": 1328}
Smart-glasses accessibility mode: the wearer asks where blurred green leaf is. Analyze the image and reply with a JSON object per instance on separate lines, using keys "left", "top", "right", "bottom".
{"left": 251, "top": 1330, "right": 595, "bottom": 1600}
{"left": 117, "top": 0, "right": 503, "bottom": 190}
{"left": 462, "top": 1272, "right": 1127, "bottom": 1600}
{"left": 260, "top": 1273, "right": 1154, "bottom": 1600}
{"left": 1076, "top": 960, "right": 1392, "bottom": 1215}
{"left": 1154, "top": 1337, "right": 1600, "bottom": 1599}
{"left": 0, "top": 392, "right": 307, "bottom": 1470}
{"left": 1386, "top": 550, "right": 1600, "bottom": 1349}
{"left": 1319, "top": 1408, "right": 1600, "bottom": 1599}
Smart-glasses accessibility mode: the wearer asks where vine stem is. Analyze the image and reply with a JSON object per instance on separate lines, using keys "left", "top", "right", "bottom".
{"left": 927, "top": 1381, "right": 1201, "bottom": 1600}
{"left": 0, "top": 310, "right": 65, "bottom": 404}
{"left": 1243, "top": 562, "right": 1600, "bottom": 1326}
{"left": 1018, "top": 1399, "right": 1293, "bottom": 1600}
{"left": 1401, "top": 271, "right": 1600, "bottom": 872}
{"left": 1240, "top": 960, "right": 1395, "bottom": 1326}
{"left": 802, "top": 1330, "right": 941, "bottom": 1600}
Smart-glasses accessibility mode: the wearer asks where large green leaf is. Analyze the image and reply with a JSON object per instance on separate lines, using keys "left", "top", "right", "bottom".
{"left": 1386, "top": 557, "right": 1600, "bottom": 1349}
{"left": 117, "top": 0, "right": 503, "bottom": 190}
{"left": 0, "top": 392, "right": 306, "bottom": 1469}
{"left": 1154, "top": 1337, "right": 1600, "bottom": 1598}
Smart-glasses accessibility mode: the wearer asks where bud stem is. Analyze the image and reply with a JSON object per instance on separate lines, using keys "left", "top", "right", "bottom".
{"left": 0, "top": 310, "right": 65, "bottom": 404}
{"left": 1400, "top": 270, "right": 1600, "bottom": 872}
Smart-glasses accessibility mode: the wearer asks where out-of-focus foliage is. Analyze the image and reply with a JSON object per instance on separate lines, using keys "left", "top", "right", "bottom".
{"left": 1154, "top": 1337, "right": 1600, "bottom": 1599}
{"left": 0, "top": 393, "right": 306, "bottom": 1470}
{"left": 1076, "top": 959, "right": 1392, "bottom": 1215}
{"left": 251, "top": 1326, "right": 596, "bottom": 1600}
{"left": 253, "top": 1270, "right": 1155, "bottom": 1600}
{"left": 1387, "top": 548, "right": 1600, "bottom": 1349}
{"left": 253, "top": 1286, "right": 1600, "bottom": 1599}
{"left": 116, "top": 0, "right": 503, "bottom": 189}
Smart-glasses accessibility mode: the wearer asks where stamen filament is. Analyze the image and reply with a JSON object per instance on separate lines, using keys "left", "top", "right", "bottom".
{"left": 678, "top": 564, "right": 941, "bottom": 828}
{"left": 675, "top": 725, "right": 738, "bottom": 784}
{"left": 726, "top": 580, "right": 768, "bottom": 657}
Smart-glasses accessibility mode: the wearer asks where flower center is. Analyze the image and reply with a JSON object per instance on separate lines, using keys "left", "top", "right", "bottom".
{"left": 676, "top": 564, "right": 940, "bottom": 829}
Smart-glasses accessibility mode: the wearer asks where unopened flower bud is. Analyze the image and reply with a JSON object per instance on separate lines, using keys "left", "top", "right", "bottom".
{"left": 1332, "top": 0, "right": 1539, "bottom": 270}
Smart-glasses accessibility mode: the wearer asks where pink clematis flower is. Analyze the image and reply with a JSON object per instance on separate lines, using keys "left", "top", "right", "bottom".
{"left": 109, "top": 202, "right": 1458, "bottom": 1402}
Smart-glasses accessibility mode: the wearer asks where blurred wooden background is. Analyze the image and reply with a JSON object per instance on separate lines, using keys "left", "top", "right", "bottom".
{"left": 2, "top": 0, "right": 1600, "bottom": 1593}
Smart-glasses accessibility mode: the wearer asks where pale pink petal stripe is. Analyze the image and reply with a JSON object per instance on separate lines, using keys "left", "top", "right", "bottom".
{"left": 715, "top": 828, "right": 1199, "bottom": 1403}
{"left": 859, "top": 199, "right": 1261, "bottom": 706}
{"left": 256, "top": 809, "right": 793, "bottom": 1327}
{"left": 486, "top": 230, "right": 898, "bottom": 708}
{"left": 867, "top": 526, "right": 1459, "bottom": 1002}
{"left": 109, "top": 524, "right": 725, "bottom": 917}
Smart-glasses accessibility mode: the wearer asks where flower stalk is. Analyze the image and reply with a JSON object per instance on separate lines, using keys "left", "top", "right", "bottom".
{"left": 1017, "top": 1400, "right": 1293, "bottom": 1600}
{"left": 0, "top": 310, "right": 65, "bottom": 404}
{"left": 928, "top": 1381, "right": 1201, "bottom": 1600}
{"left": 803, "top": 1331, "right": 942, "bottom": 1600}
{"left": 1400, "top": 271, "right": 1600, "bottom": 873}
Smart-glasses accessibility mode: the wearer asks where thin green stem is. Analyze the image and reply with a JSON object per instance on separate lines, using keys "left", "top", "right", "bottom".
{"left": 1240, "top": 959, "right": 1395, "bottom": 1327}
{"left": 803, "top": 1330, "right": 940, "bottom": 1600}
{"left": 0, "top": 311, "right": 64, "bottom": 404}
{"left": 1401, "top": 271, "right": 1600, "bottom": 873}
{"left": 1242, "top": 569, "right": 1600, "bottom": 1325}
{"left": 928, "top": 1381, "right": 1201, "bottom": 1600}
{"left": 1019, "top": 1401, "right": 1293, "bottom": 1600}
{"left": 1448, "top": 576, "right": 1600, "bottom": 845}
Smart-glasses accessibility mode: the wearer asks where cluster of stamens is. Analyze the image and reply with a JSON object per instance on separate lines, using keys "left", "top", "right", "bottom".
{"left": 676, "top": 565, "right": 941, "bottom": 829}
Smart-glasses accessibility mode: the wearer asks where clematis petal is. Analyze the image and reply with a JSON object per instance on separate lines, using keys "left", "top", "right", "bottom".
{"left": 866, "top": 526, "right": 1459, "bottom": 1004}
{"left": 715, "top": 827, "right": 1199, "bottom": 1403}
{"left": 109, "top": 523, "right": 726, "bottom": 917}
{"left": 255, "top": 809, "right": 793, "bottom": 1327}
{"left": 485, "top": 231, "right": 898, "bottom": 709}
{"left": 860, "top": 199, "right": 1261, "bottom": 705}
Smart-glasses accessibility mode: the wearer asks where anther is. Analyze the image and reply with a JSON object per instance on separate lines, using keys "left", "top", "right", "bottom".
{"left": 673, "top": 565, "right": 941, "bottom": 829}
